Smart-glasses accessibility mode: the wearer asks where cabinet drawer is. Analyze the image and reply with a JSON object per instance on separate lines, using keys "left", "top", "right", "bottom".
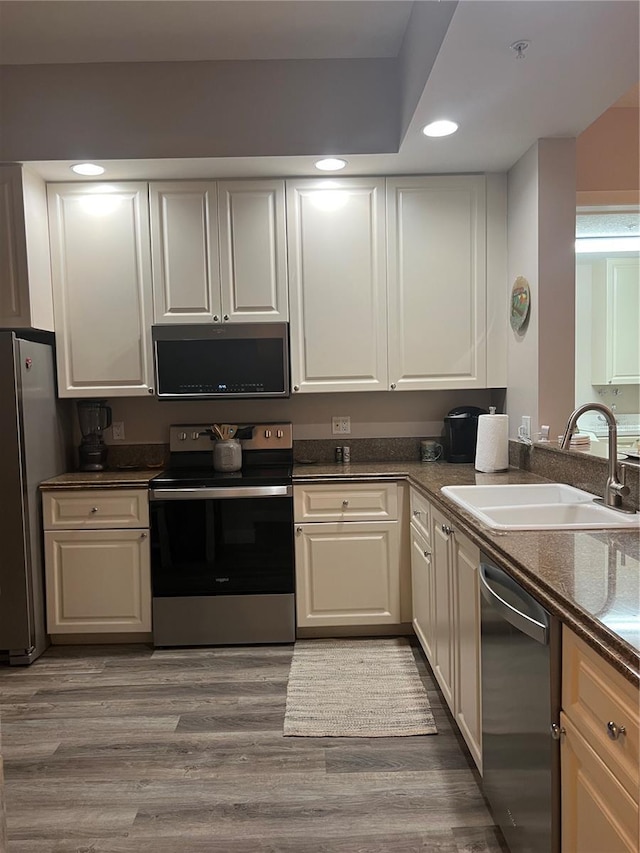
{"left": 409, "top": 487, "right": 430, "bottom": 541}
{"left": 294, "top": 483, "right": 398, "bottom": 522}
{"left": 43, "top": 489, "right": 149, "bottom": 530}
{"left": 562, "top": 627, "right": 639, "bottom": 801}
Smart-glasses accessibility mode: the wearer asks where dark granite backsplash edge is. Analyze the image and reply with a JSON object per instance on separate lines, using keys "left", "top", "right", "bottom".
{"left": 509, "top": 439, "right": 639, "bottom": 511}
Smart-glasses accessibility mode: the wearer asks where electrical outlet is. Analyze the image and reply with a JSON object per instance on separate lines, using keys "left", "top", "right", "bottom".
{"left": 521, "top": 415, "right": 531, "bottom": 441}
{"left": 331, "top": 416, "right": 351, "bottom": 435}
{"left": 111, "top": 421, "right": 125, "bottom": 441}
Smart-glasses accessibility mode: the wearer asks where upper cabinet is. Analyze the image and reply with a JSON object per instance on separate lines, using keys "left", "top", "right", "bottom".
{"left": 0, "top": 164, "right": 54, "bottom": 331}
{"left": 591, "top": 257, "right": 640, "bottom": 385}
{"left": 150, "top": 179, "right": 287, "bottom": 324}
{"left": 47, "top": 182, "right": 155, "bottom": 397}
{"left": 286, "top": 178, "right": 388, "bottom": 393}
{"left": 387, "top": 175, "right": 487, "bottom": 390}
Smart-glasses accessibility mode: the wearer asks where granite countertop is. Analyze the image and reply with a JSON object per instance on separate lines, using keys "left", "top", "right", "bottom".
{"left": 40, "top": 469, "right": 163, "bottom": 488}
{"left": 294, "top": 461, "right": 640, "bottom": 686}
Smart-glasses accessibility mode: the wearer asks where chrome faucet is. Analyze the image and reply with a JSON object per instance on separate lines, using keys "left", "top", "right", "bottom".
{"left": 560, "top": 403, "right": 633, "bottom": 513}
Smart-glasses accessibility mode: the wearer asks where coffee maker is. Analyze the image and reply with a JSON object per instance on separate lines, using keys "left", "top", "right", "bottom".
{"left": 442, "top": 406, "right": 488, "bottom": 463}
{"left": 77, "top": 400, "right": 112, "bottom": 471}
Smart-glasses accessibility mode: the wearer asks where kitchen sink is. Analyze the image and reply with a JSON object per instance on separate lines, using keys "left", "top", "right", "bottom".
{"left": 440, "top": 483, "right": 640, "bottom": 530}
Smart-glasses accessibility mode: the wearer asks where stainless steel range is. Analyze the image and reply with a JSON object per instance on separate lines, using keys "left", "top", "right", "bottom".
{"left": 149, "top": 423, "right": 294, "bottom": 647}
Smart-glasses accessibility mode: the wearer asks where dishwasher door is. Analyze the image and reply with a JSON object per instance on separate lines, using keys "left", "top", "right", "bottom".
{"left": 480, "top": 557, "right": 560, "bottom": 853}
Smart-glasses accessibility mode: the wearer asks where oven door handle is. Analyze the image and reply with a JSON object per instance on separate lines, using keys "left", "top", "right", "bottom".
{"left": 150, "top": 485, "right": 292, "bottom": 501}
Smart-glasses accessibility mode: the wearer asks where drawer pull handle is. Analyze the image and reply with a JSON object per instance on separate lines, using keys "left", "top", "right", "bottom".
{"left": 550, "top": 723, "right": 565, "bottom": 741}
{"left": 342, "top": 500, "right": 349, "bottom": 508}
{"left": 441, "top": 523, "right": 453, "bottom": 535}
{"left": 90, "top": 507, "right": 99, "bottom": 513}
{"left": 607, "top": 721, "right": 626, "bottom": 740}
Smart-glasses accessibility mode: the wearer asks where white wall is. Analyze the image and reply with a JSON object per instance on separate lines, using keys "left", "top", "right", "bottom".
{"left": 507, "top": 143, "right": 540, "bottom": 437}
{"left": 102, "top": 389, "right": 495, "bottom": 445}
{"left": 507, "top": 138, "right": 576, "bottom": 441}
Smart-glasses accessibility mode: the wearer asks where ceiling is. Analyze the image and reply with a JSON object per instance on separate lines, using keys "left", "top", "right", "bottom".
{"left": 0, "top": 0, "right": 638, "bottom": 181}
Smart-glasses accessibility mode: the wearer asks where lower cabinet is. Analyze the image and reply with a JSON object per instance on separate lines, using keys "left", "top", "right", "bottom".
{"left": 293, "top": 482, "right": 407, "bottom": 629}
{"left": 411, "top": 489, "right": 482, "bottom": 771}
{"left": 42, "top": 489, "right": 152, "bottom": 635}
{"left": 560, "top": 627, "right": 639, "bottom": 853}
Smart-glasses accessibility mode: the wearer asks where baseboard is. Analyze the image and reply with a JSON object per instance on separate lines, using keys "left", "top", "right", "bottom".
{"left": 296, "top": 623, "right": 413, "bottom": 639}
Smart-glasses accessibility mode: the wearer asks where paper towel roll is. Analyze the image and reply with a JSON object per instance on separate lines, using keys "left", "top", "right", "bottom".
{"left": 475, "top": 413, "right": 509, "bottom": 472}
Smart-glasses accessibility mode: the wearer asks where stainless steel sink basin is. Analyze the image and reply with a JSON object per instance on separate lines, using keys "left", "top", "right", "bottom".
{"left": 441, "top": 483, "right": 640, "bottom": 530}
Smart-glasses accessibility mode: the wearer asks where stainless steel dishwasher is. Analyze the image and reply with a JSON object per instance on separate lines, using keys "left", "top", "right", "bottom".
{"left": 480, "top": 555, "right": 561, "bottom": 853}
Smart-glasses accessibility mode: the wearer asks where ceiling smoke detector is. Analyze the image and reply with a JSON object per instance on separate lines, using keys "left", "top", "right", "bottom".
{"left": 510, "top": 40, "right": 530, "bottom": 59}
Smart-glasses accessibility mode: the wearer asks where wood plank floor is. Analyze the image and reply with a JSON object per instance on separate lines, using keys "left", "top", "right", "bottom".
{"left": 0, "top": 640, "right": 508, "bottom": 853}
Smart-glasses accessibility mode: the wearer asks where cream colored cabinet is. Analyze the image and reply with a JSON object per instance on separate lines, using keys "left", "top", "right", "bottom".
{"left": 410, "top": 487, "right": 433, "bottom": 658}
{"left": 0, "top": 164, "right": 54, "bottom": 330}
{"left": 294, "top": 483, "right": 404, "bottom": 628}
{"left": 150, "top": 179, "right": 287, "bottom": 324}
{"left": 560, "top": 627, "right": 639, "bottom": 853}
{"left": 427, "top": 502, "right": 482, "bottom": 770}
{"left": 286, "top": 178, "right": 388, "bottom": 393}
{"left": 386, "top": 175, "right": 487, "bottom": 390}
{"left": 591, "top": 256, "right": 640, "bottom": 385}
{"left": 47, "top": 182, "right": 154, "bottom": 397}
{"left": 43, "top": 489, "right": 151, "bottom": 635}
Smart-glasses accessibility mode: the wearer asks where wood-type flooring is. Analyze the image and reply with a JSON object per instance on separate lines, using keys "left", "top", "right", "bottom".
{"left": 0, "top": 640, "right": 507, "bottom": 853}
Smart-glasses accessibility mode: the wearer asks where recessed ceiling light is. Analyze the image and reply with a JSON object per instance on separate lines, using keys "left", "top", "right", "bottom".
{"left": 71, "top": 163, "right": 105, "bottom": 176}
{"left": 314, "top": 158, "right": 348, "bottom": 172}
{"left": 422, "top": 120, "right": 459, "bottom": 138}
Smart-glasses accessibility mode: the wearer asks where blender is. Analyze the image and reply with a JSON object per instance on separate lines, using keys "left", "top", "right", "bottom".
{"left": 77, "top": 400, "right": 112, "bottom": 470}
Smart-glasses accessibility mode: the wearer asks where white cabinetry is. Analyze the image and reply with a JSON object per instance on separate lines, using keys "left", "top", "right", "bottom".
{"left": 417, "top": 498, "right": 482, "bottom": 770}
{"left": 293, "top": 482, "right": 405, "bottom": 628}
{"left": 410, "top": 489, "right": 434, "bottom": 661}
{"left": 43, "top": 489, "right": 151, "bottom": 635}
{"left": 591, "top": 257, "right": 640, "bottom": 385}
{"left": 150, "top": 179, "right": 287, "bottom": 324}
{"left": 0, "top": 164, "right": 54, "bottom": 330}
{"left": 47, "top": 182, "right": 154, "bottom": 397}
{"left": 561, "top": 627, "right": 639, "bottom": 853}
{"left": 286, "top": 178, "right": 388, "bottom": 393}
{"left": 387, "top": 176, "right": 487, "bottom": 390}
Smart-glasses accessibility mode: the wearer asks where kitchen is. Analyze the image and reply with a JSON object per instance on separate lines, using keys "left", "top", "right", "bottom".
{"left": 0, "top": 2, "right": 639, "bottom": 851}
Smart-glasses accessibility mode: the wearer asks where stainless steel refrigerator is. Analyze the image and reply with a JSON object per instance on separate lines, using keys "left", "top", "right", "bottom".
{"left": 0, "top": 330, "right": 71, "bottom": 665}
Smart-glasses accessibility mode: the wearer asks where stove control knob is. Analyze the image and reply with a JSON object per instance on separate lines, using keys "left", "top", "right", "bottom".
{"left": 276, "top": 429, "right": 283, "bottom": 439}
{"left": 265, "top": 429, "right": 272, "bottom": 438}
{"left": 191, "top": 431, "right": 200, "bottom": 440}
{"left": 178, "top": 432, "right": 188, "bottom": 441}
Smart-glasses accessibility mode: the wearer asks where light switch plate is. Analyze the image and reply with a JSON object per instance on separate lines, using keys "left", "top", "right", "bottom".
{"left": 112, "top": 421, "right": 125, "bottom": 441}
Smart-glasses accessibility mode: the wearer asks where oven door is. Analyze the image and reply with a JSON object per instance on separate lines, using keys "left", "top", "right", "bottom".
{"left": 149, "top": 484, "right": 295, "bottom": 646}
{"left": 149, "top": 485, "right": 294, "bottom": 597}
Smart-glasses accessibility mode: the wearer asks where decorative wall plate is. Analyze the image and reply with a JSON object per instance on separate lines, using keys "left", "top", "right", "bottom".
{"left": 510, "top": 276, "right": 531, "bottom": 332}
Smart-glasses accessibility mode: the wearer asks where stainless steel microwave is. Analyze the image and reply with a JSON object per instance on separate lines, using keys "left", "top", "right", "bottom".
{"left": 152, "top": 323, "right": 290, "bottom": 400}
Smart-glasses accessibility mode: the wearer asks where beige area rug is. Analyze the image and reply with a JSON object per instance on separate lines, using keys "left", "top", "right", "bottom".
{"left": 283, "top": 637, "right": 437, "bottom": 737}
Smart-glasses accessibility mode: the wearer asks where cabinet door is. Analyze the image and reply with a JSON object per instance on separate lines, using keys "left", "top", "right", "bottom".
{"left": 431, "top": 505, "right": 455, "bottom": 709}
{"left": 410, "top": 524, "right": 434, "bottom": 664}
{"left": 453, "top": 529, "right": 482, "bottom": 771}
{"left": 44, "top": 528, "right": 151, "bottom": 633}
{"left": 387, "top": 176, "right": 487, "bottom": 390}
{"left": 47, "top": 182, "right": 154, "bottom": 397}
{"left": 287, "top": 178, "right": 388, "bottom": 393}
{"left": 561, "top": 713, "right": 639, "bottom": 853}
{"left": 218, "top": 180, "right": 288, "bottom": 322}
{"left": 294, "top": 521, "right": 400, "bottom": 626}
{"left": 150, "top": 181, "right": 221, "bottom": 323}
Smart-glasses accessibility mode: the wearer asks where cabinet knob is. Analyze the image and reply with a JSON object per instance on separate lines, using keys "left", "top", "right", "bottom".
{"left": 296, "top": 526, "right": 302, "bottom": 535}
{"left": 390, "top": 383, "right": 397, "bottom": 390}
{"left": 550, "top": 723, "right": 565, "bottom": 740}
{"left": 423, "top": 550, "right": 430, "bottom": 558}
{"left": 213, "top": 315, "right": 220, "bottom": 322}
{"left": 223, "top": 314, "right": 229, "bottom": 321}
{"left": 607, "top": 721, "right": 626, "bottom": 740}
{"left": 148, "top": 388, "right": 154, "bottom": 395}
{"left": 293, "top": 385, "right": 300, "bottom": 392}
{"left": 342, "top": 500, "right": 349, "bottom": 508}
{"left": 91, "top": 506, "right": 99, "bottom": 514}
{"left": 413, "top": 510, "right": 421, "bottom": 517}
{"left": 140, "top": 532, "right": 147, "bottom": 540}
